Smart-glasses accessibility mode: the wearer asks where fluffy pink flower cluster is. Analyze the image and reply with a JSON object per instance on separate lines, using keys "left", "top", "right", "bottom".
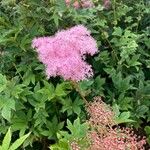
{"left": 103, "top": 0, "right": 111, "bottom": 9}
{"left": 88, "top": 128, "right": 146, "bottom": 150}
{"left": 32, "top": 25, "right": 98, "bottom": 81}
{"left": 86, "top": 97, "right": 146, "bottom": 150}
{"left": 65, "top": 0, "right": 94, "bottom": 9}
{"left": 87, "top": 97, "right": 115, "bottom": 126}
{"left": 68, "top": 97, "right": 146, "bottom": 150}
{"left": 70, "top": 141, "right": 81, "bottom": 150}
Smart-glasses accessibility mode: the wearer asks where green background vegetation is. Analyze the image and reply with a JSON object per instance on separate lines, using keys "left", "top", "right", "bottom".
{"left": 0, "top": 0, "right": 150, "bottom": 149}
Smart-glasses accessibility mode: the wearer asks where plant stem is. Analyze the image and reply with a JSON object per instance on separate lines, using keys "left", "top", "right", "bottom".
{"left": 135, "top": 0, "right": 144, "bottom": 32}
{"left": 42, "top": 138, "right": 49, "bottom": 150}
{"left": 13, "top": 63, "right": 23, "bottom": 80}
{"left": 71, "top": 81, "right": 88, "bottom": 106}
{"left": 105, "top": 37, "right": 119, "bottom": 62}
{"left": 100, "top": 28, "right": 119, "bottom": 62}
{"left": 113, "top": 0, "right": 117, "bottom": 24}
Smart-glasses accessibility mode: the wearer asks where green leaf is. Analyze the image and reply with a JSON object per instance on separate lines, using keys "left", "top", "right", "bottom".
{"left": 36, "top": 81, "right": 55, "bottom": 101}
{"left": 0, "top": 74, "right": 7, "bottom": 92}
{"left": 55, "top": 82, "right": 71, "bottom": 97}
{"left": 61, "top": 98, "right": 73, "bottom": 116}
{"left": 112, "top": 72, "right": 132, "bottom": 92}
{"left": 23, "top": 70, "right": 35, "bottom": 85}
{"left": 9, "top": 132, "right": 30, "bottom": 150}
{"left": 112, "top": 27, "right": 122, "bottom": 37}
{"left": 93, "top": 76, "right": 105, "bottom": 96}
{"left": 1, "top": 0, "right": 16, "bottom": 6}
{"left": 61, "top": 97, "right": 83, "bottom": 116}
{"left": 66, "top": 118, "right": 88, "bottom": 139}
{"left": 55, "top": 84, "right": 66, "bottom": 97}
{"left": 2, "top": 107, "right": 11, "bottom": 122}
{"left": 112, "top": 104, "right": 120, "bottom": 117}
{"left": 72, "top": 98, "right": 83, "bottom": 115}
{"left": 10, "top": 84, "right": 24, "bottom": 99}
{"left": 0, "top": 17, "right": 10, "bottom": 27}
{"left": 147, "top": 136, "right": 150, "bottom": 145}
{"left": 44, "top": 116, "right": 64, "bottom": 138}
{"left": 136, "top": 105, "right": 149, "bottom": 118}
{"left": 79, "top": 80, "right": 94, "bottom": 90}
{"left": 0, "top": 96, "right": 15, "bottom": 121}
{"left": 50, "top": 139, "right": 70, "bottom": 150}
{"left": 11, "top": 111, "right": 28, "bottom": 131}
{"left": 1, "top": 128, "right": 11, "bottom": 150}
{"left": 115, "top": 111, "right": 135, "bottom": 124}
{"left": 145, "top": 126, "right": 150, "bottom": 135}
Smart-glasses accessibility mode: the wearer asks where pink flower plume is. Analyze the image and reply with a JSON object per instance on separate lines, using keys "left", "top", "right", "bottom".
{"left": 32, "top": 25, "right": 98, "bottom": 81}
{"left": 65, "top": 0, "right": 94, "bottom": 9}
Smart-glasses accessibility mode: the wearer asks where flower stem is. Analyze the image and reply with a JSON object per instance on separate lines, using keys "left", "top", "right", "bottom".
{"left": 71, "top": 81, "right": 88, "bottom": 106}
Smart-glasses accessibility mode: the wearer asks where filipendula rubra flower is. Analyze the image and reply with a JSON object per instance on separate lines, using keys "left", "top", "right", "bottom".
{"left": 32, "top": 25, "right": 98, "bottom": 81}
{"left": 87, "top": 97, "right": 146, "bottom": 150}
{"left": 103, "top": 0, "right": 111, "bottom": 9}
{"left": 87, "top": 97, "right": 115, "bottom": 127}
{"left": 88, "top": 128, "right": 146, "bottom": 150}
{"left": 65, "top": 0, "right": 94, "bottom": 9}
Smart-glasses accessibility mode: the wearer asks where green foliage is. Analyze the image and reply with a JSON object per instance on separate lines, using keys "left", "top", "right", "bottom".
{"left": 113, "top": 104, "right": 135, "bottom": 124}
{"left": 145, "top": 126, "right": 150, "bottom": 144}
{"left": 0, "top": 128, "right": 30, "bottom": 150}
{"left": 50, "top": 118, "right": 89, "bottom": 150}
{"left": 61, "top": 98, "right": 83, "bottom": 116}
{"left": 0, "top": 0, "right": 150, "bottom": 149}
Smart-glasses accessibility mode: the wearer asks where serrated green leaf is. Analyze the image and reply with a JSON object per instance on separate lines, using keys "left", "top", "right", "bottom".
{"left": 145, "top": 126, "right": 150, "bottom": 135}
{"left": 113, "top": 104, "right": 120, "bottom": 118}
{"left": 136, "top": 105, "right": 149, "bottom": 118}
{"left": 112, "top": 27, "right": 122, "bottom": 36}
{"left": 115, "top": 111, "right": 135, "bottom": 124}
{"left": 1, "top": 128, "right": 11, "bottom": 150}
{"left": 2, "top": 107, "right": 11, "bottom": 122}
{"left": 1, "top": 96, "right": 15, "bottom": 121}
{"left": 50, "top": 139, "right": 70, "bottom": 150}
{"left": 55, "top": 82, "right": 71, "bottom": 97}
{"left": 0, "top": 74, "right": 7, "bottom": 92}
{"left": 9, "top": 132, "right": 30, "bottom": 150}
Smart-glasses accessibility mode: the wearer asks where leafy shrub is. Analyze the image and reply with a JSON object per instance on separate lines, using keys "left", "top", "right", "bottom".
{"left": 50, "top": 97, "right": 146, "bottom": 150}
{"left": 0, "top": 0, "right": 150, "bottom": 149}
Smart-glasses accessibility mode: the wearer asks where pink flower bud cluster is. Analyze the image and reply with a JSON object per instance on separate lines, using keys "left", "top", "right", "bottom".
{"left": 86, "top": 97, "right": 146, "bottom": 150}
{"left": 87, "top": 97, "right": 115, "bottom": 126}
{"left": 103, "top": 0, "right": 111, "bottom": 9}
{"left": 88, "top": 128, "right": 146, "bottom": 150}
{"left": 65, "top": 0, "right": 94, "bottom": 9}
{"left": 70, "top": 141, "right": 81, "bottom": 150}
{"left": 68, "top": 97, "right": 146, "bottom": 149}
{"left": 32, "top": 25, "right": 98, "bottom": 81}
